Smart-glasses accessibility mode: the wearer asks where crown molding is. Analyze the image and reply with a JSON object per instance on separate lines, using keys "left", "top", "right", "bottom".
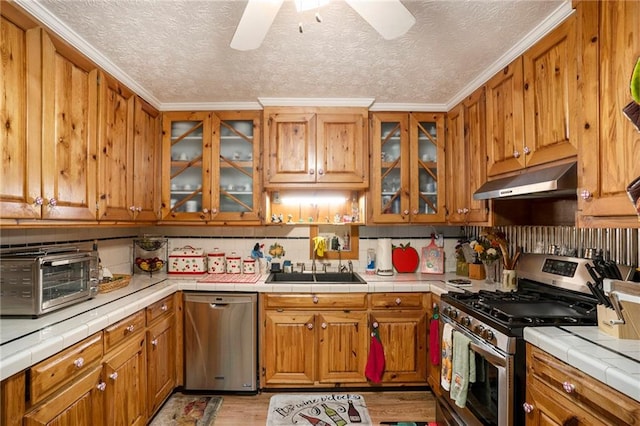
{"left": 445, "top": 0, "right": 574, "bottom": 110}
{"left": 159, "top": 102, "right": 263, "bottom": 112}
{"left": 258, "top": 97, "right": 375, "bottom": 108}
{"left": 14, "top": 0, "right": 162, "bottom": 110}
{"left": 369, "top": 103, "right": 447, "bottom": 112}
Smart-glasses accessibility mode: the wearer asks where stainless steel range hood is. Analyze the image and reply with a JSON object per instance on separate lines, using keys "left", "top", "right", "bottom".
{"left": 473, "top": 162, "right": 577, "bottom": 200}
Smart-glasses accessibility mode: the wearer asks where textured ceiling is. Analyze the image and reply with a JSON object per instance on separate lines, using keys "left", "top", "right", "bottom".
{"left": 22, "top": 0, "right": 570, "bottom": 110}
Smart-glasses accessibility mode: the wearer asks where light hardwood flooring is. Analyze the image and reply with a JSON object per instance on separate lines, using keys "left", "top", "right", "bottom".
{"left": 212, "top": 390, "right": 436, "bottom": 425}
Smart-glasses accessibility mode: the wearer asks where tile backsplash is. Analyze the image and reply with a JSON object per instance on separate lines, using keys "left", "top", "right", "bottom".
{"left": 0, "top": 225, "right": 464, "bottom": 275}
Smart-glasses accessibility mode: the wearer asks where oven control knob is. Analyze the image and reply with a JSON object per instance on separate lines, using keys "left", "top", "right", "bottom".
{"left": 461, "top": 317, "right": 471, "bottom": 326}
{"left": 443, "top": 306, "right": 451, "bottom": 316}
{"left": 451, "top": 310, "right": 459, "bottom": 319}
{"left": 475, "top": 325, "right": 485, "bottom": 334}
{"left": 484, "top": 329, "right": 494, "bottom": 340}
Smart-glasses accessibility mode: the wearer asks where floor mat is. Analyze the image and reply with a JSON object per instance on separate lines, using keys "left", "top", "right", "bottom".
{"left": 150, "top": 392, "right": 223, "bottom": 426}
{"left": 267, "top": 393, "right": 372, "bottom": 425}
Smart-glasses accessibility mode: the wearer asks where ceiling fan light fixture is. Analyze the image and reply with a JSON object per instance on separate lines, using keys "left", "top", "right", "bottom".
{"left": 295, "top": 0, "right": 329, "bottom": 13}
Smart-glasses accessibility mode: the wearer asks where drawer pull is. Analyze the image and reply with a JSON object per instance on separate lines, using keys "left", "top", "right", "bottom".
{"left": 97, "top": 382, "right": 106, "bottom": 392}
{"left": 562, "top": 381, "right": 575, "bottom": 393}
{"left": 523, "top": 402, "right": 534, "bottom": 413}
{"left": 151, "top": 339, "right": 158, "bottom": 347}
{"left": 73, "top": 357, "right": 84, "bottom": 368}
{"left": 312, "top": 296, "right": 319, "bottom": 304}
{"left": 126, "top": 325, "right": 135, "bottom": 333}
{"left": 161, "top": 304, "right": 168, "bottom": 311}
{"left": 395, "top": 298, "right": 402, "bottom": 305}
{"left": 109, "top": 372, "right": 118, "bottom": 381}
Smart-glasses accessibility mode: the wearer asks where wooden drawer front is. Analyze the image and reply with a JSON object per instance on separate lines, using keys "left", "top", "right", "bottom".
{"left": 146, "top": 294, "right": 174, "bottom": 325}
{"left": 527, "top": 344, "right": 640, "bottom": 425}
{"left": 264, "top": 293, "right": 367, "bottom": 310}
{"left": 30, "top": 333, "right": 103, "bottom": 405}
{"left": 104, "top": 310, "right": 145, "bottom": 352}
{"left": 369, "top": 293, "right": 426, "bottom": 310}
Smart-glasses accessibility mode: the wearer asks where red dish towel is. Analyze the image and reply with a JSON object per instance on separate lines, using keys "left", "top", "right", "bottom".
{"left": 430, "top": 318, "right": 440, "bottom": 365}
{"left": 365, "top": 328, "right": 385, "bottom": 383}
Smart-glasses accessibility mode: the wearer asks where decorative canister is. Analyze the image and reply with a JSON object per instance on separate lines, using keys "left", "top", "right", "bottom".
{"left": 207, "top": 249, "right": 226, "bottom": 274}
{"left": 226, "top": 252, "right": 241, "bottom": 274}
{"left": 242, "top": 258, "right": 256, "bottom": 274}
{"left": 168, "top": 246, "right": 207, "bottom": 274}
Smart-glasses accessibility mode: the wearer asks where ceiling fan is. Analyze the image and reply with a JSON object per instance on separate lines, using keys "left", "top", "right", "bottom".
{"left": 230, "top": 0, "right": 416, "bottom": 51}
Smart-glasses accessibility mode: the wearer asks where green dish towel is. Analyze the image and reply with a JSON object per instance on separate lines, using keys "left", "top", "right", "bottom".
{"left": 450, "top": 330, "right": 476, "bottom": 408}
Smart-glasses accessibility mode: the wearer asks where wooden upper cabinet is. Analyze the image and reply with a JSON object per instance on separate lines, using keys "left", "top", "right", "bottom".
{"left": 522, "top": 12, "right": 578, "bottom": 169}
{"left": 487, "top": 13, "right": 578, "bottom": 179}
{"left": 1, "top": 11, "right": 98, "bottom": 221}
{"left": 263, "top": 107, "right": 368, "bottom": 188}
{"left": 97, "top": 74, "right": 159, "bottom": 222}
{"left": 578, "top": 0, "right": 640, "bottom": 225}
{"left": 446, "top": 88, "right": 489, "bottom": 224}
{"left": 486, "top": 57, "right": 526, "bottom": 176}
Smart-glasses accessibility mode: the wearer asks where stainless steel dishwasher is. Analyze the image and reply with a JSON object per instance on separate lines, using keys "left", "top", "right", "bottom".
{"left": 184, "top": 292, "right": 257, "bottom": 392}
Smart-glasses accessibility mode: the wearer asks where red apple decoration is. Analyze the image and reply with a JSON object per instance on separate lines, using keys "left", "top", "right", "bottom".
{"left": 392, "top": 243, "right": 420, "bottom": 273}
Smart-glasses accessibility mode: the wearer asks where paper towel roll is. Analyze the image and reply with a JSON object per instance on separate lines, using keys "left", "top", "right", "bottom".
{"left": 377, "top": 238, "right": 394, "bottom": 276}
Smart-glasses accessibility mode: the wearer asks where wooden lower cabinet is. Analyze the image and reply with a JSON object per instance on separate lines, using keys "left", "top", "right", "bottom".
{"left": 525, "top": 344, "right": 640, "bottom": 425}
{"left": 23, "top": 366, "right": 105, "bottom": 426}
{"left": 261, "top": 292, "right": 430, "bottom": 389}
{"left": 103, "top": 333, "right": 147, "bottom": 426}
{"left": 146, "top": 312, "right": 176, "bottom": 417}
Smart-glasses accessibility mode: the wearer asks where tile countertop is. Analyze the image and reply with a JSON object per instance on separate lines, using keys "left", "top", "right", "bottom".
{"left": 524, "top": 326, "right": 640, "bottom": 403}
{"left": 2, "top": 271, "right": 638, "bottom": 404}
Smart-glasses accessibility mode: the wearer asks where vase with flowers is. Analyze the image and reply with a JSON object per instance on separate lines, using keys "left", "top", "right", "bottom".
{"left": 470, "top": 229, "right": 506, "bottom": 283}
{"left": 454, "top": 239, "right": 469, "bottom": 276}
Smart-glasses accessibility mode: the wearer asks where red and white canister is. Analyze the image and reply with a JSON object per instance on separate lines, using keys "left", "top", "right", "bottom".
{"left": 242, "top": 258, "right": 256, "bottom": 274}
{"left": 207, "top": 249, "right": 226, "bottom": 274}
{"left": 226, "top": 252, "right": 241, "bottom": 274}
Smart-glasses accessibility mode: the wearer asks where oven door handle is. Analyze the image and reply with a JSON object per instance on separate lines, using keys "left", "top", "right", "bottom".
{"left": 44, "top": 257, "right": 92, "bottom": 267}
{"left": 469, "top": 341, "right": 506, "bottom": 367}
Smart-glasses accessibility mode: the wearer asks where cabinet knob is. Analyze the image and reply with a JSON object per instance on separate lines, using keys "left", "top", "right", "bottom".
{"left": 97, "top": 382, "right": 106, "bottom": 392}
{"left": 136, "top": 206, "right": 142, "bottom": 212}
{"left": 48, "top": 198, "right": 57, "bottom": 207}
{"left": 125, "top": 325, "right": 135, "bottom": 333}
{"left": 513, "top": 150, "right": 520, "bottom": 159}
{"left": 580, "top": 190, "right": 592, "bottom": 200}
{"left": 522, "top": 402, "right": 534, "bottom": 413}
{"left": 462, "top": 208, "right": 469, "bottom": 214}
{"left": 395, "top": 298, "right": 402, "bottom": 305}
{"left": 161, "top": 304, "right": 168, "bottom": 311}
{"left": 306, "top": 322, "right": 314, "bottom": 330}
{"left": 109, "top": 372, "right": 118, "bottom": 381}
{"left": 412, "top": 209, "right": 418, "bottom": 215}
{"left": 312, "top": 296, "right": 319, "bottom": 304}
{"left": 73, "top": 357, "right": 84, "bottom": 368}
{"left": 309, "top": 169, "right": 315, "bottom": 175}
{"left": 151, "top": 339, "right": 158, "bottom": 347}
{"left": 34, "top": 196, "right": 43, "bottom": 206}
{"left": 562, "top": 381, "right": 575, "bottom": 393}
{"left": 129, "top": 206, "right": 136, "bottom": 211}
{"left": 523, "top": 146, "right": 531, "bottom": 155}
{"left": 372, "top": 321, "right": 379, "bottom": 329}
{"left": 211, "top": 208, "right": 218, "bottom": 214}
{"left": 321, "top": 322, "right": 327, "bottom": 329}
{"left": 403, "top": 210, "right": 409, "bottom": 215}
{"left": 457, "top": 208, "right": 462, "bottom": 214}
{"left": 203, "top": 208, "right": 209, "bottom": 213}
{"left": 317, "top": 168, "right": 324, "bottom": 175}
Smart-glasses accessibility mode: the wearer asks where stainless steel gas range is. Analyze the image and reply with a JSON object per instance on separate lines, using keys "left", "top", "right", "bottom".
{"left": 436, "top": 254, "right": 606, "bottom": 426}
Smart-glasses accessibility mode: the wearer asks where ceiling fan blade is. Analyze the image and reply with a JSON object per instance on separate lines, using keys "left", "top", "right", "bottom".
{"left": 231, "top": 0, "right": 284, "bottom": 51}
{"left": 344, "top": 0, "right": 416, "bottom": 40}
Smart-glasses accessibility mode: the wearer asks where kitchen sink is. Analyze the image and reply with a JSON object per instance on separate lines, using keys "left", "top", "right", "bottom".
{"left": 265, "top": 272, "right": 367, "bottom": 284}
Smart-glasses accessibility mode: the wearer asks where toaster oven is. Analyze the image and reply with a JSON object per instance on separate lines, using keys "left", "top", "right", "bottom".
{"left": 0, "top": 246, "right": 98, "bottom": 317}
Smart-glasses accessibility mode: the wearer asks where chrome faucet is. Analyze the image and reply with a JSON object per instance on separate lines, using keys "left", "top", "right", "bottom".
{"left": 348, "top": 260, "right": 353, "bottom": 273}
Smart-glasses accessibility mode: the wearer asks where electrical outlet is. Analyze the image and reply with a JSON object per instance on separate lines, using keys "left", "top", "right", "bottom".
{"left": 435, "top": 233, "right": 444, "bottom": 247}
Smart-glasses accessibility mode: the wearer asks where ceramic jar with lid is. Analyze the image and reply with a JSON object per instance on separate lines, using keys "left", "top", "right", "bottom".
{"left": 207, "top": 249, "right": 226, "bottom": 274}
{"left": 242, "top": 258, "right": 256, "bottom": 274}
{"left": 226, "top": 252, "right": 241, "bottom": 274}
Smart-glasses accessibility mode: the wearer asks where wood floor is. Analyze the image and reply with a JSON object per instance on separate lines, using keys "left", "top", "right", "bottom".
{"left": 212, "top": 390, "right": 437, "bottom": 425}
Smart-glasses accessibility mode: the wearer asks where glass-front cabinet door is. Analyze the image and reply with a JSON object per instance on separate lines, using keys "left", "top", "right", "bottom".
{"left": 213, "top": 112, "right": 261, "bottom": 222}
{"left": 409, "top": 113, "right": 446, "bottom": 223}
{"left": 161, "top": 111, "right": 261, "bottom": 223}
{"left": 370, "top": 112, "right": 445, "bottom": 223}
